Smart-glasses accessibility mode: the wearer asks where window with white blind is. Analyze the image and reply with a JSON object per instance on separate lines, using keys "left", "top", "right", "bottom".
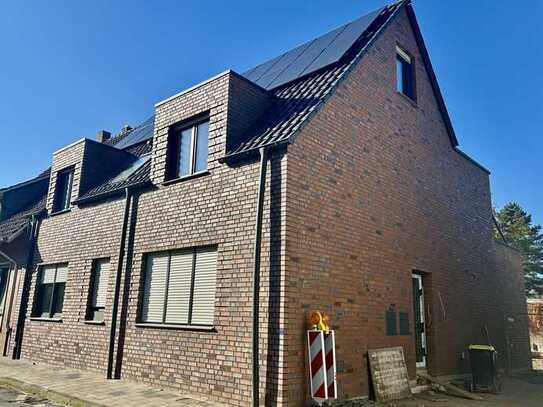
{"left": 140, "top": 246, "right": 217, "bottom": 326}
{"left": 86, "top": 259, "right": 110, "bottom": 322}
{"left": 32, "top": 263, "right": 68, "bottom": 319}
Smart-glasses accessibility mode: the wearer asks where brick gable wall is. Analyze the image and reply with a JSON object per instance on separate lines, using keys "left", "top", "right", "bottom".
{"left": 282, "top": 8, "right": 529, "bottom": 403}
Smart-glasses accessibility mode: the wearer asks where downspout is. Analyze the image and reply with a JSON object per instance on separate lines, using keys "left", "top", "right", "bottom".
{"left": 0, "top": 248, "right": 17, "bottom": 356}
{"left": 13, "top": 215, "right": 39, "bottom": 359}
{"left": 107, "top": 187, "right": 132, "bottom": 379}
{"left": 252, "top": 147, "right": 269, "bottom": 407}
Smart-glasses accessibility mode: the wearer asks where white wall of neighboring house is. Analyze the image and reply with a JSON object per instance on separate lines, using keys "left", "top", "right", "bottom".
{"left": 527, "top": 298, "right": 543, "bottom": 370}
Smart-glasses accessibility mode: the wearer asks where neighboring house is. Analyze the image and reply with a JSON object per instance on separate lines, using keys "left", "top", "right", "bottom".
{"left": 527, "top": 299, "right": 543, "bottom": 370}
{"left": 0, "top": 1, "right": 531, "bottom": 405}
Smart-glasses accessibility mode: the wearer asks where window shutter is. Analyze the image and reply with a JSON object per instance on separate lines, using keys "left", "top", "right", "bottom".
{"left": 40, "top": 265, "right": 57, "bottom": 284}
{"left": 164, "top": 250, "right": 192, "bottom": 324}
{"left": 191, "top": 247, "right": 218, "bottom": 325}
{"left": 55, "top": 264, "right": 68, "bottom": 283}
{"left": 141, "top": 252, "right": 168, "bottom": 323}
{"left": 92, "top": 260, "right": 110, "bottom": 308}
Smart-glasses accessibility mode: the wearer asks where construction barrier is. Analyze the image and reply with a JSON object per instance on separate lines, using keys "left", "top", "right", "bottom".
{"left": 307, "top": 329, "right": 337, "bottom": 404}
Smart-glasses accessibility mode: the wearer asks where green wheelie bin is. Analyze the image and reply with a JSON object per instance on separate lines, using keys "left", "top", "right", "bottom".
{"left": 469, "top": 344, "right": 501, "bottom": 393}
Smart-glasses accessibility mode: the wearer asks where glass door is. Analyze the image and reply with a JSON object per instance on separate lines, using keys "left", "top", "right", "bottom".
{"left": 412, "top": 273, "right": 427, "bottom": 368}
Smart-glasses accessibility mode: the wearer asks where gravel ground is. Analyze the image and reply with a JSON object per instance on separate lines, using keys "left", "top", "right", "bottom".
{"left": 0, "top": 387, "right": 60, "bottom": 406}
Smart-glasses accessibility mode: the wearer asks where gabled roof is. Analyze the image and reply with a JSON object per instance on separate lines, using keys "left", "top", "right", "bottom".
{"left": 1, "top": 0, "right": 487, "bottom": 240}
{"left": 223, "top": 1, "right": 405, "bottom": 159}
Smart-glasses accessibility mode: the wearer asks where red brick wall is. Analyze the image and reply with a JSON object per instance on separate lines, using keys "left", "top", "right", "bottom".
{"left": 283, "top": 8, "right": 529, "bottom": 404}
{"left": 495, "top": 242, "right": 531, "bottom": 370}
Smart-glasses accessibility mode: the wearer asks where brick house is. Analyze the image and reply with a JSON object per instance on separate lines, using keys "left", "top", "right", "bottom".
{"left": 0, "top": 1, "right": 531, "bottom": 405}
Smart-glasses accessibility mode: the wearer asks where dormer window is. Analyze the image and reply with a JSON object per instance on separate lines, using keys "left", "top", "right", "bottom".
{"left": 396, "top": 46, "right": 415, "bottom": 100}
{"left": 168, "top": 118, "right": 210, "bottom": 180}
{"left": 53, "top": 167, "right": 74, "bottom": 213}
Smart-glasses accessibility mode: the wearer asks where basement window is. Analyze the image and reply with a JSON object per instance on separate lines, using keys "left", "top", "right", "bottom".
{"left": 396, "top": 46, "right": 415, "bottom": 100}
{"left": 33, "top": 264, "right": 68, "bottom": 319}
{"left": 167, "top": 118, "right": 210, "bottom": 180}
{"left": 139, "top": 246, "right": 217, "bottom": 327}
{"left": 53, "top": 167, "right": 74, "bottom": 212}
{"left": 86, "top": 259, "right": 110, "bottom": 322}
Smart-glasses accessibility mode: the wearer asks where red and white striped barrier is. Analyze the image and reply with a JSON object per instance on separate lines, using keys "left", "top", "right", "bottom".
{"left": 324, "top": 331, "right": 337, "bottom": 399}
{"left": 307, "top": 330, "right": 337, "bottom": 404}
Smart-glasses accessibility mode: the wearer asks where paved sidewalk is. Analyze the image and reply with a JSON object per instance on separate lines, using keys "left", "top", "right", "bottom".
{"left": 0, "top": 358, "right": 221, "bottom": 407}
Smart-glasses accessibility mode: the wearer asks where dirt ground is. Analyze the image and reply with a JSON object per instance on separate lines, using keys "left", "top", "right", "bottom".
{"left": 378, "top": 371, "right": 543, "bottom": 407}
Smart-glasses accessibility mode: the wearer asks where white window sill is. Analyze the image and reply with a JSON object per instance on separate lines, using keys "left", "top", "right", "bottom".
{"left": 162, "top": 170, "right": 210, "bottom": 186}
{"left": 135, "top": 323, "right": 215, "bottom": 332}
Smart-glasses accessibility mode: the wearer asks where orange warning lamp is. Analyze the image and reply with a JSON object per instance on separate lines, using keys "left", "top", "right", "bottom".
{"left": 309, "top": 310, "right": 330, "bottom": 334}
{"left": 309, "top": 310, "right": 322, "bottom": 327}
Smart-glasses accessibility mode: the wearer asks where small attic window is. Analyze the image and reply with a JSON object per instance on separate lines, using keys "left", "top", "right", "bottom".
{"left": 53, "top": 167, "right": 74, "bottom": 213}
{"left": 396, "top": 46, "right": 415, "bottom": 100}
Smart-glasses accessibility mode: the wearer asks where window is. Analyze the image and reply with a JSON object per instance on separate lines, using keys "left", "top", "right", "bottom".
{"left": 168, "top": 120, "right": 210, "bottom": 179}
{"left": 53, "top": 167, "right": 74, "bottom": 212}
{"left": 140, "top": 246, "right": 217, "bottom": 326}
{"left": 0, "top": 266, "right": 9, "bottom": 317}
{"left": 396, "top": 46, "right": 415, "bottom": 100}
{"left": 33, "top": 264, "right": 68, "bottom": 319}
{"left": 534, "top": 343, "right": 539, "bottom": 352}
{"left": 86, "top": 259, "right": 110, "bottom": 322}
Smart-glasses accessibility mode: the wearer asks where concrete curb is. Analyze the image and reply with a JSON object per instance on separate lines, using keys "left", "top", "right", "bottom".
{"left": 0, "top": 376, "right": 105, "bottom": 407}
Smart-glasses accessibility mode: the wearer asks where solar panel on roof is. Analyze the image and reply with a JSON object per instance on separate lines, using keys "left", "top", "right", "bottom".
{"left": 113, "top": 116, "right": 155, "bottom": 150}
{"left": 242, "top": 6, "right": 384, "bottom": 90}
{"left": 266, "top": 25, "right": 346, "bottom": 89}
{"left": 301, "top": 7, "right": 384, "bottom": 77}
{"left": 254, "top": 40, "right": 314, "bottom": 89}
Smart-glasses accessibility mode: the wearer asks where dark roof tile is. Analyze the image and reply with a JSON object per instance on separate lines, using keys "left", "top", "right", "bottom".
{"left": 0, "top": 196, "right": 45, "bottom": 242}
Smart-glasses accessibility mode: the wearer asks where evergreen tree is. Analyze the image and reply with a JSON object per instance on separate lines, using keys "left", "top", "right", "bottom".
{"left": 494, "top": 202, "right": 543, "bottom": 296}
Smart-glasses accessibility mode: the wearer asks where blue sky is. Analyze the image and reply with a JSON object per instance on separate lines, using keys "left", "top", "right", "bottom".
{"left": 0, "top": 1, "right": 541, "bottom": 224}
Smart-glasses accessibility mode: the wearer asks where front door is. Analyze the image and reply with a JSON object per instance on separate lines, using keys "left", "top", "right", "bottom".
{"left": 412, "top": 273, "right": 426, "bottom": 368}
